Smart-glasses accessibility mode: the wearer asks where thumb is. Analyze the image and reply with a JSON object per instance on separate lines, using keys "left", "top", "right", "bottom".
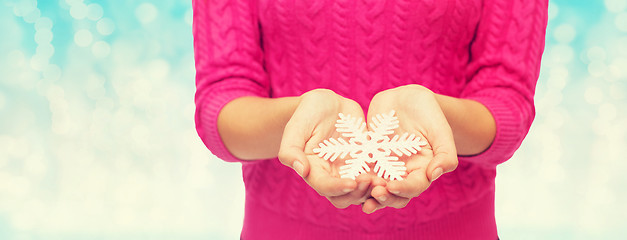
{"left": 426, "top": 149, "right": 458, "bottom": 182}
{"left": 278, "top": 118, "right": 311, "bottom": 178}
{"left": 278, "top": 146, "right": 310, "bottom": 178}
{"left": 425, "top": 128, "right": 458, "bottom": 182}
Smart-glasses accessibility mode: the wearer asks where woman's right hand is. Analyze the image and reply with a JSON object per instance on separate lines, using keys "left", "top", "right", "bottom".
{"left": 278, "top": 89, "right": 374, "bottom": 208}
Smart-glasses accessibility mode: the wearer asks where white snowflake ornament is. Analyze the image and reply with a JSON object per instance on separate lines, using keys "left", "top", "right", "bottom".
{"left": 313, "top": 110, "right": 428, "bottom": 180}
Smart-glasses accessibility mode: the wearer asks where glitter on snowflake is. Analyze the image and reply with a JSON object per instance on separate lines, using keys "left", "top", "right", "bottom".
{"left": 312, "top": 110, "right": 427, "bottom": 180}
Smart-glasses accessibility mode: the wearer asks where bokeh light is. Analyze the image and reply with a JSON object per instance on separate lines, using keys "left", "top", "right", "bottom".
{"left": 604, "top": 0, "right": 627, "bottom": 13}
{"left": 69, "top": 2, "right": 87, "bottom": 20}
{"left": 86, "top": 3, "right": 103, "bottom": 21}
{"left": 96, "top": 17, "right": 115, "bottom": 35}
{"left": 135, "top": 3, "right": 158, "bottom": 24}
{"left": 91, "top": 40, "right": 110, "bottom": 58}
{"left": 74, "top": 29, "right": 93, "bottom": 47}
{"left": 616, "top": 12, "right": 627, "bottom": 31}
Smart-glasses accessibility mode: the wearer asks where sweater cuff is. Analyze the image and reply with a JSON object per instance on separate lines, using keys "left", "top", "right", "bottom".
{"left": 458, "top": 93, "right": 527, "bottom": 167}
{"left": 195, "top": 79, "right": 268, "bottom": 163}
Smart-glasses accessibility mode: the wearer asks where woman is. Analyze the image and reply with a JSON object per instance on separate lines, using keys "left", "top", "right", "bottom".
{"left": 193, "top": 0, "right": 547, "bottom": 239}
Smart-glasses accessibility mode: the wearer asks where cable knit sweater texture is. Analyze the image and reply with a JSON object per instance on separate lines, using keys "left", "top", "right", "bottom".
{"left": 193, "top": 0, "right": 547, "bottom": 239}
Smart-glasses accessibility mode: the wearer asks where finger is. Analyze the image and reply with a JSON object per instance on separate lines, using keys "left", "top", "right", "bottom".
{"left": 334, "top": 174, "right": 372, "bottom": 201}
{"left": 361, "top": 198, "right": 384, "bottom": 214}
{"left": 326, "top": 196, "right": 351, "bottom": 209}
{"left": 386, "top": 169, "right": 430, "bottom": 199}
{"left": 278, "top": 146, "right": 310, "bottom": 178}
{"left": 371, "top": 185, "right": 410, "bottom": 209}
{"left": 370, "top": 185, "right": 389, "bottom": 202}
{"left": 425, "top": 128, "right": 458, "bottom": 182}
{"left": 327, "top": 174, "right": 372, "bottom": 207}
{"left": 424, "top": 107, "right": 458, "bottom": 182}
{"left": 307, "top": 164, "right": 357, "bottom": 197}
{"left": 278, "top": 118, "right": 311, "bottom": 178}
{"left": 371, "top": 176, "right": 388, "bottom": 187}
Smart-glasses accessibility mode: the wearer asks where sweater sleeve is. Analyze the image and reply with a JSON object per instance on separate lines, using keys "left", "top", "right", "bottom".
{"left": 193, "top": 0, "right": 269, "bottom": 163}
{"left": 458, "top": 0, "right": 548, "bottom": 167}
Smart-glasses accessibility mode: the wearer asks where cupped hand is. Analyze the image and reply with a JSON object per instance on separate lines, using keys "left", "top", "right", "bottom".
{"left": 361, "top": 85, "right": 458, "bottom": 214}
{"left": 278, "top": 89, "right": 378, "bottom": 208}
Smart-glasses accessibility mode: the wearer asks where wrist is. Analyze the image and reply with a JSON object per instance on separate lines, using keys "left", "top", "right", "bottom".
{"left": 218, "top": 96, "right": 300, "bottom": 160}
{"left": 433, "top": 94, "right": 496, "bottom": 155}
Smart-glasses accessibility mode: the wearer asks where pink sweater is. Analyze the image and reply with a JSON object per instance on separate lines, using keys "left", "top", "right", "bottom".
{"left": 193, "top": 0, "right": 547, "bottom": 239}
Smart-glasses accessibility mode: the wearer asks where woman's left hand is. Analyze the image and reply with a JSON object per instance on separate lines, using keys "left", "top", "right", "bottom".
{"left": 361, "top": 85, "right": 459, "bottom": 214}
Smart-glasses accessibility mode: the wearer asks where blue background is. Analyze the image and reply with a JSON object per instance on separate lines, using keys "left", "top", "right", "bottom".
{"left": 1, "top": 0, "right": 626, "bottom": 239}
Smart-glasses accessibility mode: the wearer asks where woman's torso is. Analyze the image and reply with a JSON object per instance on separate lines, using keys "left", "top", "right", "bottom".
{"left": 240, "top": 0, "right": 497, "bottom": 236}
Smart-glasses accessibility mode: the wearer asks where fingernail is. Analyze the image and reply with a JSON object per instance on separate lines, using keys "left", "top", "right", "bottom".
{"left": 431, "top": 167, "right": 443, "bottom": 182}
{"left": 293, "top": 161, "right": 304, "bottom": 177}
{"left": 390, "top": 190, "right": 400, "bottom": 195}
{"left": 377, "top": 195, "right": 387, "bottom": 202}
{"left": 343, "top": 188, "right": 353, "bottom": 193}
{"left": 358, "top": 182, "right": 368, "bottom": 191}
